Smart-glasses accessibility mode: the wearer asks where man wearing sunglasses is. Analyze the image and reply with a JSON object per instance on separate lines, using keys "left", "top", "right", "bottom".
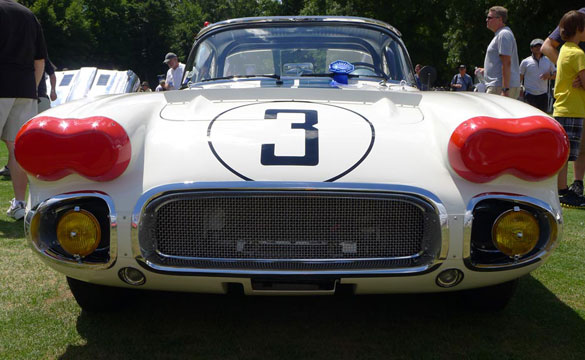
{"left": 476, "top": 6, "right": 521, "bottom": 99}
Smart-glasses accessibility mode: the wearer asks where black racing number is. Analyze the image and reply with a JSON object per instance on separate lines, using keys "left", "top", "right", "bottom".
{"left": 261, "top": 109, "right": 319, "bottom": 166}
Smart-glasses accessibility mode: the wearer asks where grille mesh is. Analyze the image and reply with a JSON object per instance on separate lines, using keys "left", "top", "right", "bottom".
{"left": 146, "top": 193, "right": 429, "bottom": 261}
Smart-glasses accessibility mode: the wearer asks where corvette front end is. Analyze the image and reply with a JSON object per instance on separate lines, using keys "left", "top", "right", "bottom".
{"left": 18, "top": 16, "right": 565, "bottom": 312}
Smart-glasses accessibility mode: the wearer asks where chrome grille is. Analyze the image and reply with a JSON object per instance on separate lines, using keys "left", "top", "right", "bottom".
{"left": 138, "top": 191, "right": 441, "bottom": 270}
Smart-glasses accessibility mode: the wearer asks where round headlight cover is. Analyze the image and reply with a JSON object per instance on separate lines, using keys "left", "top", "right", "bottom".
{"left": 56, "top": 209, "right": 101, "bottom": 257}
{"left": 492, "top": 209, "right": 539, "bottom": 257}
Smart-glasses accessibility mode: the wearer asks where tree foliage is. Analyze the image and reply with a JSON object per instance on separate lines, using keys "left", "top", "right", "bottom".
{"left": 19, "top": 0, "right": 585, "bottom": 87}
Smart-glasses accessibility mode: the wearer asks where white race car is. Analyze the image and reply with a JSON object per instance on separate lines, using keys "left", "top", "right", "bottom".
{"left": 16, "top": 16, "right": 568, "bottom": 312}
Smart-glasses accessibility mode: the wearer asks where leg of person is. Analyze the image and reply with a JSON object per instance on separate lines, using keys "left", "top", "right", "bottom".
{"left": 2, "top": 98, "right": 37, "bottom": 219}
{"left": 557, "top": 117, "right": 585, "bottom": 208}
{"left": 486, "top": 86, "right": 500, "bottom": 95}
{"left": 524, "top": 93, "right": 548, "bottom": 112}
{"left": 508, "top": 87, "right": 521, "bottom": 100}
{"left": 37, "top": 96, "right": 51, "bottom": 113}
{"left": 524, "top": 92, "right": 538, "bottom": 107}
{"left": 0, "top": 99, "right": 14, "bottom": 178}
{"left": 535, "top": 94, "right": 549, "bottom": 113}
{"left": 570, "top": 125, "right": 585, "bottom": 196}
{"left": 558, "top": 163, "right": 569, "bottom": 191}
{"left": 5, "top": 141, "right": 27, "bottom": 207}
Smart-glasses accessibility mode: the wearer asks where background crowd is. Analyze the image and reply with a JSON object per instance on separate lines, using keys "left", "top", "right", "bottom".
{"left": 3, "top": 0, "right": 585, "bottom": 216}
{"left": 13, "top": 0, "right": 584, "bottom": 88}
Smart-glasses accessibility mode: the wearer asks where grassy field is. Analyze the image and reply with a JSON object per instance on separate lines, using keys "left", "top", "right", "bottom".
{"left": 0, "top": 149, "right": 584, "bottom": 360}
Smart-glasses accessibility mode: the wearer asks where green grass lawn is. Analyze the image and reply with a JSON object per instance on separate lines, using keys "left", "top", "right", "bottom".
{"left": 0, "top": 148, "right": 584, "bottom": 360}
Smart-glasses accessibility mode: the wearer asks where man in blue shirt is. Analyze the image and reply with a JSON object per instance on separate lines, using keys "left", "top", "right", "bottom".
{"left": 450, "top": 65, "right": 473, "bottom": 91}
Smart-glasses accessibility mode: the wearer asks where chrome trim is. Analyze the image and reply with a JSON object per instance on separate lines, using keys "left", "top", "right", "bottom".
{"left": 131, "top": 182, "right": 449, "bottom": 276}
{"left": 137, "top": 258, "right": 436, "bottom": 277}
{"left": 463, "top": 193, "right": 561, "bottom": 271}
{"left": 197, "top": 16, "right": 402, "bottom": 40}
{"left": 25, "top": 192, "right": 117, "bottom": 270}
{"left": 154, "top": 251, "right": 422, "bottom": 263}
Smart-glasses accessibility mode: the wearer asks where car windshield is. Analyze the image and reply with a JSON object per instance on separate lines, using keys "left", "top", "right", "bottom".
{"left": 185, "top": 23, "right": 415, "bottom": 85}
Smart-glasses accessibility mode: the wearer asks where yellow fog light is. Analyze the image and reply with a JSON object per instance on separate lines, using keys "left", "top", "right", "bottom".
{"left": 492, "top": 208, "right": 539, "bottom": 257}
{"left": 56, "top": 209, "right": 101, "bottom": 257}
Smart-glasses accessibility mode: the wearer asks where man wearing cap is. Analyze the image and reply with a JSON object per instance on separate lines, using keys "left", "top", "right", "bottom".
{"left": 519, "top": 38, "right": 556, "bottom": 112}
{"left": 163, "top": 52, "right": 185, "bottom": 91}
{"left": 139, "top": 81, "right": 152, "bottom": 92}
{"left": 542, "top": 7, "right": 585, "bottom": 197}
{"left": 450, "top": 65, "right": 473, "bottom": 91}
{"left": 476, "top": 6, "right": 521, "bottom": 99}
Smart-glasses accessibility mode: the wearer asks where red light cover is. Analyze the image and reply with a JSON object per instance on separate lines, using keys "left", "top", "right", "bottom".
{"left": 448, "top": 116, "right": 569, "bottom": 183}
{"left": 15, "top": 116, "right": 131, "bottom": 181}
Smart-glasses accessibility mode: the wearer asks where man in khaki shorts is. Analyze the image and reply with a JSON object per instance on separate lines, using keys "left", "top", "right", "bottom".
{"left": 0, "top": 0, "right": 48, "bottom": 220}
{"left": 475, "top": 6, "right": 521, "bottom": 99}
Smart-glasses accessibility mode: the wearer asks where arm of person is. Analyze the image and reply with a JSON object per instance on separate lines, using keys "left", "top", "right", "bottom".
{"left": 540, "top": 69, "right": 556, "bottom": 80}
{"left": 165, "top": 70, "right": 172, "bottom": 90}
{"left": 576, "top": 52, "right": 585, "bottom": 89}
{"left": 49, "top": 73, "right": 57, "bottom": 101}
{"left": 519, "top": 59, "right": 527, "bottom": 85}
{"left": 542, "top": 37, "right": 560, "bottom": 65}
{"left": 578, "top": 69, "right": 585, "bottom": 90}
{"left": 500, "top": 54, "right": 512, "bottom": 96}
{"left": 34, "top": 59, "right": 45, "bottom": 87}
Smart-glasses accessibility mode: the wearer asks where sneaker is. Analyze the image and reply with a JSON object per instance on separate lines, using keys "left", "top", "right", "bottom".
{"left": 569, "top": 180, "right": 584, "bottom": 196}
{"left": 6, "top": 198, "right": 25, "bottom": 220}
{"left": 559, "top": 190, "right": 585, "bottom": 209}
{"left": 0, "top": 166, "right": 10, "bottom": 177}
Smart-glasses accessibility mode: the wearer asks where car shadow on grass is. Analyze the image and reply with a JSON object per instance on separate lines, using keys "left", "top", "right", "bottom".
{"left": 59, "top": 274, "right": 585, "bottom": 360}
{"left": 0, "top": 218, "right": 25, "bottom": 239}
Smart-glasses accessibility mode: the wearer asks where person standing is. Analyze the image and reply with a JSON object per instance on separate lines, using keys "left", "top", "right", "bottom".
{"left": 476, "top": 6, "right": 521, "bottom": 99}
{"left": 552, "top": 10, "right": 585, "bottom": 208}
{"left": 414, "top": 64, "right": 422, "bottom": 89}
{"left": 519, "top": 39, "right": 556, "bottom": 112}
{"left": 163, "top": 52, "right": 185, "bottom": 90}
{"left": 450, "top": 64, "right": 474, "bottom": 91}
{"left": 139, "top": 81, "right": 152, "bottom": 92}
{"left": 0, "top": 58, "right": 55, "bottom": 179}
{"left": 542, "top": 7, "right": 585, "bottom": 197}
{"left": 38, "top": 59, "right": 57, "bottom": 113}
{"left": 0, "top": 0, "right": 47, "bottom": 220}
{"left": 155, "top": 80, "right": 166, "bottom": 92}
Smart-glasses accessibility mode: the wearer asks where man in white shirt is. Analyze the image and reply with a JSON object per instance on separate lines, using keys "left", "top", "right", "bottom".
{"left": 519, "top": 38, "right": 556, "bottom": 112}
{"left": 163, "top": 52, "right": 185, "bottom": 90}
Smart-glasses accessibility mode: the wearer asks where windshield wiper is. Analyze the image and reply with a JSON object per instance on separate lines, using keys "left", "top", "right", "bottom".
{"left": 201, "top": 74, "right": 281, "bottom": 82}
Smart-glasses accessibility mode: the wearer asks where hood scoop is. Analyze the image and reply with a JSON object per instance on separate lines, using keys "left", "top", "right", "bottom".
{"left": 160, "top": 88, "right": 423, "bottom": 122}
